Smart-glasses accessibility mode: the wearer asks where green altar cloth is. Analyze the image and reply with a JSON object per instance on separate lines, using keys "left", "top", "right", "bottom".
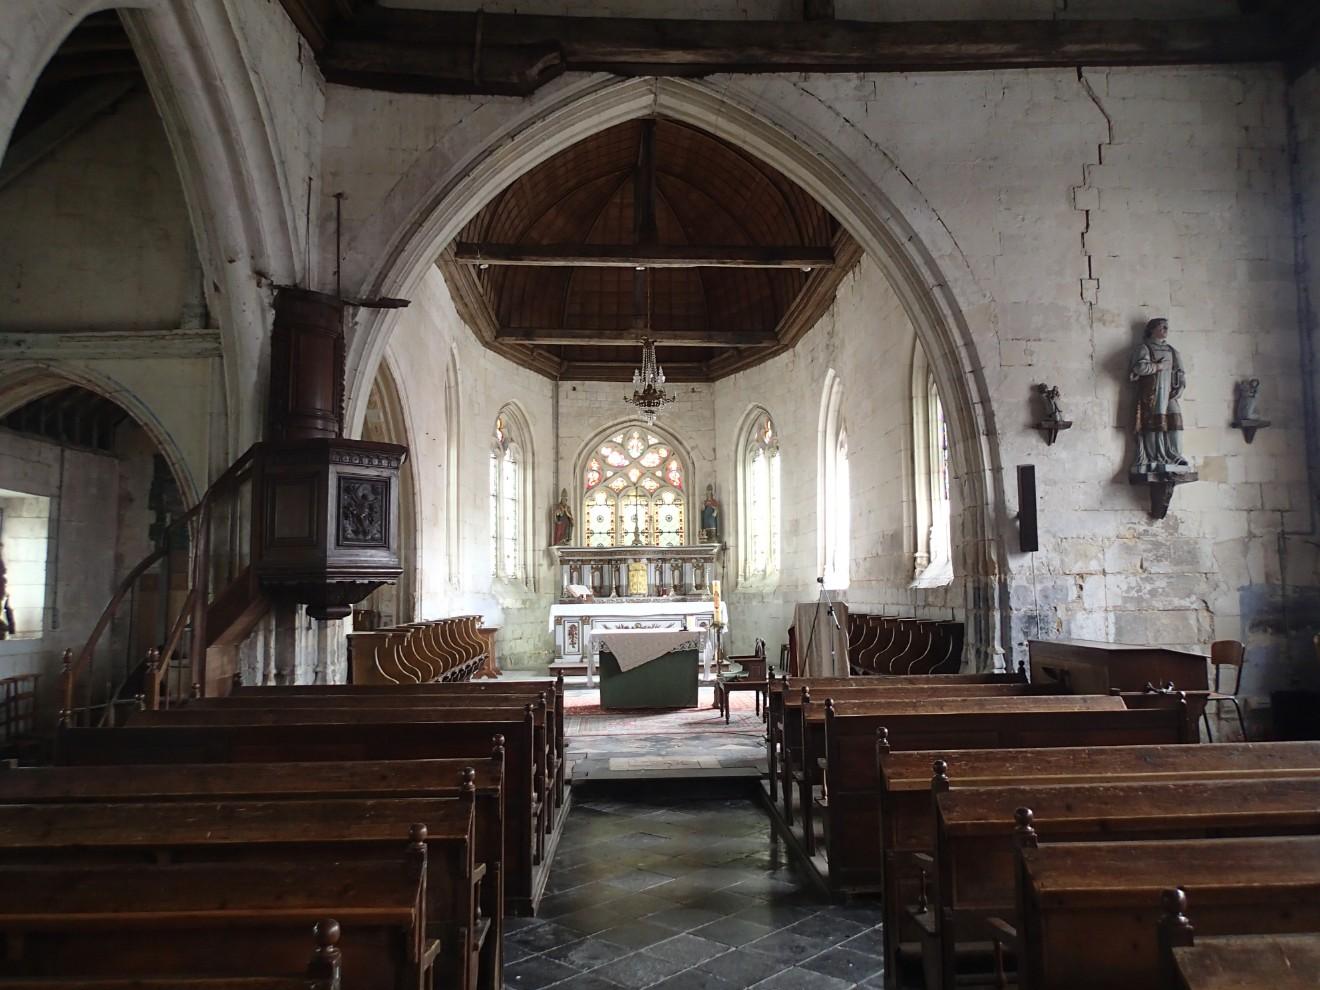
{"left": 599, "top": 648, "right": 699, "bottom": 710}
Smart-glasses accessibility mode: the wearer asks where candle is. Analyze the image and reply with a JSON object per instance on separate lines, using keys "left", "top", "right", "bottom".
{"left": 711, "top": 579, "right": 721, "bottom": 616}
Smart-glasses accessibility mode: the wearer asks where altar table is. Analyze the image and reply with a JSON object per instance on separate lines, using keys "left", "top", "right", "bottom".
{"left": 591, "top": 628, "right": 703, "bottom": 709}
{"left": 549, "top": 600, "right": 727, "bottom": 686}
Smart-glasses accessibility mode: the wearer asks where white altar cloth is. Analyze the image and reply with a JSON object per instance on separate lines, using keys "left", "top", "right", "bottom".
{"left": 591, "top": 629, "right": 701, "bottom": 672}
{"left": 550, "top": 600, "right": 728, "bottom": 685}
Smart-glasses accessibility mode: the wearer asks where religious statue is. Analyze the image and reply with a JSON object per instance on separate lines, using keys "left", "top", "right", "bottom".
{"left": 551, "top": 488, "right": 574, "bottom": 546}
{"left": 1231, "top": 377, "right": 1271, "bottom": 443}
{"left": 1129, "top": 317, "right": 1191, "bottom": 476}
{"left": 700, "top": 484, "right": 721, "bottom": 542}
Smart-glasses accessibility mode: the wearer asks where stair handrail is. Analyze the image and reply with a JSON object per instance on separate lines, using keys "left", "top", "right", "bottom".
{"left": 61, "top": 446, "right": 258, "bottom": 725}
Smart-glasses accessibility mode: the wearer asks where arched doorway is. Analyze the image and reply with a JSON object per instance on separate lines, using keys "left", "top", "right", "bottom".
{"left": 359, "top": 359, "right": 417, "bottom": 627}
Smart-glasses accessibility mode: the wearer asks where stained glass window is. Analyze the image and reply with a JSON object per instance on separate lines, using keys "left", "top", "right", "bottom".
{"left": 743, "top": 412, "right": 781, "bottom": 580}
{"left": 581, "top": 427, "right": 687, "bottom": 547}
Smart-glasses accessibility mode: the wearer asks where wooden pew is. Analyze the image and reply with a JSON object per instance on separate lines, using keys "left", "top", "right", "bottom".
{"left": 231, "top": 678, "right": 567, "bottom": 810}
{"left": 766, "top": 671, "right": 1026, "bottom": 807}
{"left": 800, "top": 694, "right": 1134, "bottom": 858}
{"left": 821, "top": 700, "right": 1189, "bottom": 990}
{"left": 929, "top": 776, "right": 1320, "bottom": 990}
{"left": 779, "top": 681, "right": 1060, "bottom": 826}
{"left": 57, "top": 710, "right": 551, "bottom": 915}
{"left": 0, "top": 754, "right": 506, "bottom": 990}
{"left": 876, "top": 742, "right": 1320, "bottom": 990}
{"left": 130, "top": 700, "right": 553, "bottom": 872}
{"left": 0, "top": 799, "right": 475, "bottom": 990}
{"left": 1160, "top": 889, "right": 1320, "bottom": 990}
{"left": 1016, "top": 835, "right": 1320, "bottom": 989}
{"left": 0, "top": 858, "right": 428, "bottom": 989}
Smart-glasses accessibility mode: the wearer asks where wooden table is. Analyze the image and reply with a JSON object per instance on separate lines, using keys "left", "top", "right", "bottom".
{"left": 1029, "top": 639, "right": 1209, "bottom": 694}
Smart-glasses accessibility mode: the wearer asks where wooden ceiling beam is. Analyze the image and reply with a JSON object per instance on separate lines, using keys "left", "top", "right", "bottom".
{"left": 321, "top": 8, "right": 1290, "bottom": 95}
{"left": 453, "top": 242, "right": 835, "bottom": 269}
{"left": 496, "top": 328, "right": 778, "bottom": 348}
{"left": 560, "top": 361, "right": 710, "bottom": 382}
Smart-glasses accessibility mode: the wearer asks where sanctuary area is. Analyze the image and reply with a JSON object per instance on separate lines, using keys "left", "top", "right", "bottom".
{"left": 1, "top": 2, "right": 1320, "bottom": 989}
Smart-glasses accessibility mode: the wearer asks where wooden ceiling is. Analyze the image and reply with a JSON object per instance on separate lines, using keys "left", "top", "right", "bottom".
{"left": 279, "top": 2, "right": 1320, "bottom": 96}
{"left": 438, "top": 117, "right": 860, "bottom": 382}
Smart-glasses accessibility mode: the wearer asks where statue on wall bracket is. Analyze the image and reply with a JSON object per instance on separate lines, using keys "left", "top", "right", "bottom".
{"left": 551, "top": 488, "right": 574, "bottom": 546}
{"left": 1231, "top": 378, "right": 1271, "bottom": 444}
{"left": 700, "top": 484, "right": 722, "bottom": 543}
{"left": 1127, "top": 317, "right": 1197, "bottom": 519}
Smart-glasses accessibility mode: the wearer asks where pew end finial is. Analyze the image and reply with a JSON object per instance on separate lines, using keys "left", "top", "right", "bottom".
{"left": 1159, "top": 887, "right": 1195, "bottom": 961}
{"left": 1013, "top": 807, "right": 1039, "bottom": 849}
{"left": 932, "top": 759, "right": 951, "bottom": 793}
{"left": 460, "top": 766, "right": 477, "bottom": 800}
{"left": 876, "top": 726, "right": 890, "bottom": 754}
{"left": 308, "top": 918, "right": 342, "bottom": 987}
{"left": 824, "top": 697, "right": 835, "bottom": 717}
{"left": 231, "top": 670, "right": 243, "bottom": 689}
{"left": 801, "top": 685, "right": 811, "bottom": 704}
{"left": 490, "top": 734, "right": 506, "bottom": 764}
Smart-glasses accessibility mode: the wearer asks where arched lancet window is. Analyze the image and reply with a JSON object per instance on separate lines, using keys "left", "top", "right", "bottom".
{"left": 912, "top": 344, "right": 954, "bottom": 588}
{"left": 740, "top": 411, "right": 781, "bottom": 582}
{"left": 489, "top": 408, "right": 530, "bottom": 582}
{"left": 819, "top": 371, "right": 849, "bottom": 590}
{"left": 582, "top": 426, "right": 687, "bottom": 548}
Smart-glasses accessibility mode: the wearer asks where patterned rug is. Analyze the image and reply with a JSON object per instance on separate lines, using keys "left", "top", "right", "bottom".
{"left": 565, "top": 686, "right": 763, "bottom": 736}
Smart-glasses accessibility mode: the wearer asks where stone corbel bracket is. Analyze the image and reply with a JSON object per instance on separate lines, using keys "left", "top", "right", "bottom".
{"left": 1129, "top": 471, "right": 1198, "bottom": 520}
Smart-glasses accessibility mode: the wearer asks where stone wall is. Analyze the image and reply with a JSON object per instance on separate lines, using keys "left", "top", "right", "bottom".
{"left": 0, "top": 89, "right": 196, "bottom": 332}
{"left": 380, "top": 267, "right": 558, "bottom": 669}
{"left": 0, "top": 430, "right": 120, "bottom": 711}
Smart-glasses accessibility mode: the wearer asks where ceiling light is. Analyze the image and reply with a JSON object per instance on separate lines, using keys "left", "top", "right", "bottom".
{"left": 478, "top": 262, "right": 490, "bottom": 270}
{"left": 623, "top": 337, "right": 676, "bottom": 426}
{"left": 635, "top": 265, "right": 646, "bottom": 271}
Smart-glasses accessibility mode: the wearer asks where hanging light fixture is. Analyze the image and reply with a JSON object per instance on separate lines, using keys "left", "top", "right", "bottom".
{"left": 624, "top": 336, "right": 675, "bottom": 425}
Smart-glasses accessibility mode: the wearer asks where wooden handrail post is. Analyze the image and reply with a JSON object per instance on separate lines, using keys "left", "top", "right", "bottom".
{"left": 190, "top": 499, "right": 211, "bottom": 698}
{"left": 144, "top": 648, "right": 162, "bottom": 711}
{"left": 57, "top": 648, "right": 73, "bottom": 729}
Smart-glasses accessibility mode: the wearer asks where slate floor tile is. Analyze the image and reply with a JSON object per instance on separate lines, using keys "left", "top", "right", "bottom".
{"left": 799, "top": 945, "right": 886, "bottom": 982}
{"left": 541, "top": 935, "right": 627, "bottom": 971}
{"left": 596, "top": 919, "right": 683, "bottom": 950}
{"left": 508, "top": 921, "right": 587, "bottom": 952}
{"left": 752, "top": 967, "right": 854, "bottom": 989}
{"left": 690, "top": 916, "right": 776, "bottom": 947}
{"left": 696, "top": 946, "right": 785, "bottom": 987}
{"left": 502, "top": 955, "right": 582, "bottom": 989}
{"left": 591, "top": 949, "right": 693, "bottom": 988}
{"left": 645, "top": 932, "right": 729, "bottom": 965}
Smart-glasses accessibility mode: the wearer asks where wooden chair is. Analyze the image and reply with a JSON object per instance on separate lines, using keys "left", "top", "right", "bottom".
{"left": 717, "top": 639, "right": 768, "bottom": 723}
{"left": 1201, "top": 639, "right": 1247, "bottom": 742}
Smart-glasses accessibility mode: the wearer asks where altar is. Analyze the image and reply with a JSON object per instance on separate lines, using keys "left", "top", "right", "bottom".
{"left": 593, "top": 629, "right": 702, "bottom": 709}
{"left": 548, "top": 599, "right": 727, "bottom": 687}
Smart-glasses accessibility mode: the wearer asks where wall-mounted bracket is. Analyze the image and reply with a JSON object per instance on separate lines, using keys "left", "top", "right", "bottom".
{"left": 1130, "top": 470, "right": 1198, "bottom": 520}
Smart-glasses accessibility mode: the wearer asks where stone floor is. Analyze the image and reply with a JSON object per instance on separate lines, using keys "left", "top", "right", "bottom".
{"left": 503, "top": 790, "right": 885, "bottom": 989}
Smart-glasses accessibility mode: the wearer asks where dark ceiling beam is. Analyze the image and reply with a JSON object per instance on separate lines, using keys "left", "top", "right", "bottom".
{"left": 320, "top": 9, "right": 1290, "bottom": 96}
{"left": 495, "top": 328, "right": 778, "bottom": 348}
{"left": 279, "top": 0, "right": 361, "bottom": 54}
{"left": 453, "top": 242, "right": 836, "bottom": 269}
{"left": 803, "top": 0, "right": 835, "bottom": 22}
{"left": 560, "top": 361, "right": 710, "bottom": 382}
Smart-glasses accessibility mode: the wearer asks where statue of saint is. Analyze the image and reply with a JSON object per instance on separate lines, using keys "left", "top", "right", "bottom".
{"left": 1129, "top": 317, "right": 1191, "bottom": 476}
{"left": 1234, "top": 378, "right": 1262, "bottom": 424}
{"left": 700, "top": 484, "right": 721, "bottom": 540}
{"left": 551, "top": 489, "right": 574, "bottom": 546}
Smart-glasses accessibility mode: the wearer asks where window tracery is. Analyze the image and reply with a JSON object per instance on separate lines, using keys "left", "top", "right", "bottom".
{"left": 741, "top": 411, "right": 781, "bottom": 582}
{"left": 582, "top": 427, "right": 687, "bottom": 547}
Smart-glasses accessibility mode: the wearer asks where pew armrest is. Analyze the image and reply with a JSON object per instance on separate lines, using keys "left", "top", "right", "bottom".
{"left": 904, "top": 904, "right": 937, "bottom": 936}
{"left": 983, "top": 916, "right": 1017, "bottom": 942}
{"left": 421, "top": 937, "right": 443, "bottom": 970}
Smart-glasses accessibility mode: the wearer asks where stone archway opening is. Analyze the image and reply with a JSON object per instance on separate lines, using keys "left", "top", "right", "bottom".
{"left": 347, "top": 78, "right": 1007, "bottom": 666}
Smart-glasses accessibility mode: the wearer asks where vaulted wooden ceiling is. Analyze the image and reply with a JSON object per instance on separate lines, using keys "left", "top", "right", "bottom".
{"left": 438, "top": 117, "right": 861, "bottom": 382}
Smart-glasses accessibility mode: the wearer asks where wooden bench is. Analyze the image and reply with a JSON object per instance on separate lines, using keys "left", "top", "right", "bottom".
{"left": 802, "top": 694, "right": 1140, "bottom": 858}
{"left": 0, "top": 754, "right": 506, "bottom": 990}
{"left": 1160, "top": 890, "right": 1320, "bottom": 990}
{"left": 130, "top": 700, "right": 553, "bottom": 872}
{"left": 231, "top": 677, "right": 567, "bottom": 810}
{"left": 56, "top": 711, "right": 552, "bottom": 915}
{"left": 819, "top": 701, "right": 1188, "bottom": 989}
{"left": 876, "top": 741, "right": 1320, "bottom": 990}
{"left": 779, "top": 682, "right": 1061, "bottom": 826}
{"left": 0, "top": 798, "right": 476, "bottom": 990}
{"left": 928, "top": 776, "right": 1320, "bottom": 990}
{"left": 765, "top": 672, "right": 1026, "bottom": 806}
{"left": 1017, "top": 835, "right": 1320, "bottom": 989}
{"left": 0, "top": 857, "right": 428, "bottom": 989}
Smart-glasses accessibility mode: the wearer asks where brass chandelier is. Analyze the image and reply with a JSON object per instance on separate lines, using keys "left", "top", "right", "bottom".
{"left": 624, "top": 336, "right": 675, "bottom": 425}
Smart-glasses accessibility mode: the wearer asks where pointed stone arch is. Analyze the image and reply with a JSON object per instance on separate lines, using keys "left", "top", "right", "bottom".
{"left": 360, "top": 356, "right": 417, "bottom": 625}
{"left": 343, "top": 76, "right": 1008, "bottom": 666}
